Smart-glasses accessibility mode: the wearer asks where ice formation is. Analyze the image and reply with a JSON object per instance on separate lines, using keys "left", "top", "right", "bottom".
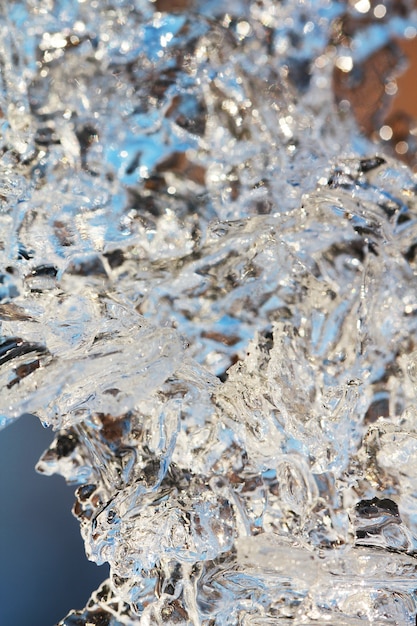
{"left": 2, "top": 0, "right": 417, "bottom": 623}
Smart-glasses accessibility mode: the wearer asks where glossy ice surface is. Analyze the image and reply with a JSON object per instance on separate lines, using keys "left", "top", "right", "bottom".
{"left": 2, "top": 0, "right": 417, "bottom": 623}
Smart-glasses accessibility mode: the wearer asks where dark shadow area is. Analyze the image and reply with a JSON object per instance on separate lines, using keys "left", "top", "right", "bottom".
{"left": 0, "top": 415, "right": 108, "bottom": 626}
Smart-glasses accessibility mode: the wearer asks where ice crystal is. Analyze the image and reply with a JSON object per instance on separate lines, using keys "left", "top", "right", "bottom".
{"left": 2, "top": 0, "right": 417, "bottom": 623}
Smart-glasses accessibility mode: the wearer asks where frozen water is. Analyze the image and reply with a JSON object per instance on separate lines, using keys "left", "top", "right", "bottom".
{"left": 2, "top": 0, "right": 417, "bottom": 623}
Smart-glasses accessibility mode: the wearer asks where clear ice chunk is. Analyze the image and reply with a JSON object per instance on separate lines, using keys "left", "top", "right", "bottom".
{"left": 1, "top": 0, "right": 417, "bottom": 624}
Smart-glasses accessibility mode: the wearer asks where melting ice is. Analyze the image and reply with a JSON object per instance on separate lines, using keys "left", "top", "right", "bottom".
{"left": 2, "top": 0, "right": 417, "bottom": 623}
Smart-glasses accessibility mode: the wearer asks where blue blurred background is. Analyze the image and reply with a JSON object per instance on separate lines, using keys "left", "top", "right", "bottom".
{"left": 0, "top": 415, "right": 108, "bottom": 625}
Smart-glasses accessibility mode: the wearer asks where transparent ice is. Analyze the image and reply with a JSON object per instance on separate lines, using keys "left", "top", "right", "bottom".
{"left": 2, "top": 0, "right": 417, "bottom": 623}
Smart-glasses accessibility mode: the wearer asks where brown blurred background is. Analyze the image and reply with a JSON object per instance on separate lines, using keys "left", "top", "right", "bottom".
{"left": 332, "top": 1, "right": 417, "bottom": 169}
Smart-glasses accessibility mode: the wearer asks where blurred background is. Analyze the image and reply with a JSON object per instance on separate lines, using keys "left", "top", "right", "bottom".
{"left": 0, "top": 415, "right": 107, "bottom": 625}
{"left": 332, "top": 1, "right": 417, "bottom": 169}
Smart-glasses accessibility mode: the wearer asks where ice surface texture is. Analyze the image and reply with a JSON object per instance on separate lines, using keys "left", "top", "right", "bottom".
{"left": 2, "top": 0, "right": 417, "bottom": 623}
